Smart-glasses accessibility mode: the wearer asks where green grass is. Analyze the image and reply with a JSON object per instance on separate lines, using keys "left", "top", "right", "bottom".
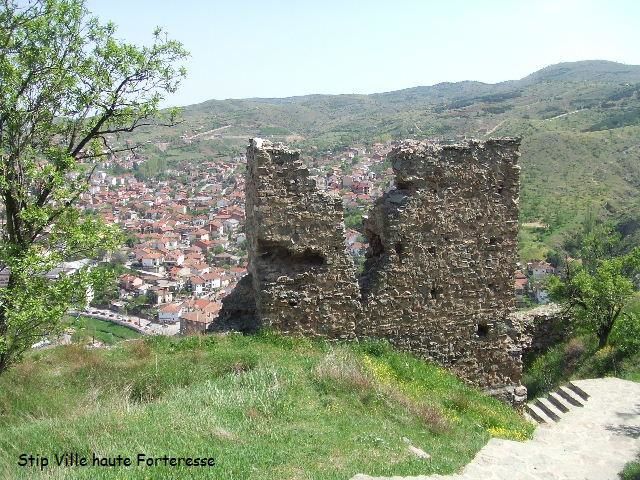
{"left": 70, "top": 315, "right": 142, "bottom": 345}
{"left": 0, "top": 333, "right": 533, "bottom": 479}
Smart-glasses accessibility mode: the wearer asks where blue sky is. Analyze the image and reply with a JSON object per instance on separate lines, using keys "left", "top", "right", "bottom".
{"left": 87, "top": 0, "right": 640, "bottom": 107}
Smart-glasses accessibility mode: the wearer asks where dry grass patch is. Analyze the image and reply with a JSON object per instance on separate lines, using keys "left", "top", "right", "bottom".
{"left": 313, "top": 348, "right": 374, "bottom": 392}
{"left": 389, "top": 390, "right": 451, "bottom": 434}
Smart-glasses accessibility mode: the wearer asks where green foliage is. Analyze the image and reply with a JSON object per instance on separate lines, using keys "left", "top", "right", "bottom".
{"left": 620, "top": 458, "right": 640, "bottom": 480}
{"left": 344, "top": 208, "right": 364, "bottom": 231}
{"left": 586, "top": 107, "right": 640, "bottom": 131}
{"left": 126, "top": 293, "right": 153, "bottom": 316}
{"left": 609, "top": 313, "right": 640, "bottom": 357}
{"left": 523, "top": 330, "right": 640, "bottom": 398}
{"left": 133, "top": 156, "right": 168, "bottom": 181}
{"left": 549, "top": 237, "right": 640, "bottom": 347}
{"left": 90, "top": 263, "right": 128, "bottom": 307}
{"left": 0, "top": 0, "right": 188, "bottom": 374}
{"left": 524, "top": 294, "right": 640, "bottom": 398}
{"left": 579, "top": 222, "right": 621, "bottom": 271}
{"left": 524, "top": 336, "right": 594, "bottom": 398}
{"left": 258, "top": 126, "right": 291, "bottom": 136}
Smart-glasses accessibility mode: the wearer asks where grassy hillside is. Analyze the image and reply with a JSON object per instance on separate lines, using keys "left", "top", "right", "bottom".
{"left": 124, "top": 60, "right": 640, "bottom": 259}
{"left": 0, "top": 333, "right": 532, "bottom": 479}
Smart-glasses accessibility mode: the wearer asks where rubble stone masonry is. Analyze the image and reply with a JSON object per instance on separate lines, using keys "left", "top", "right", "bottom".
{"left": 216, "top": 137, "right": 525, "bottom": 405}
{"left": 240, "top": 138, "right": 361, "bottom": 339}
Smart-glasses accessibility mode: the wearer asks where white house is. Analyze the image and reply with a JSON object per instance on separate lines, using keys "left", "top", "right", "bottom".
{"left": 158, "top": 302, "right": 184, "bottom": 324}
{"left": 223, "top": 218, "right": 240, "bottom": 233}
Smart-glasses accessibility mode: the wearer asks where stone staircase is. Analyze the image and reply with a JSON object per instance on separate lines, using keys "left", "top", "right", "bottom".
{"left": 524, "top": 381, "right": 590, "bottom": 424}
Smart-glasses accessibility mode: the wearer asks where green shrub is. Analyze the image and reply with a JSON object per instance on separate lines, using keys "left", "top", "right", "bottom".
{"left": 620, "top": 458, "right": 640, "bottom": 480}
{"left": 609, "top": 313, "right": 640, "bottom": 356}
{"left": 523, "top": 344, "right": 565, "bottom": 397}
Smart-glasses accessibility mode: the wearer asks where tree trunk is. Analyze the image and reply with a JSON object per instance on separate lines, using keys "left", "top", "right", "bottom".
{"left": 0, "top": 272, "right": 14, "bottom": 376}
{"left": 598, "top": 320, "right": 614, "bottom": 348}
{"left": 0, "top": 310, "right": 8, "bottom": 375}
{"left": 0, "top": 353, "right": 7, "bottom": 376}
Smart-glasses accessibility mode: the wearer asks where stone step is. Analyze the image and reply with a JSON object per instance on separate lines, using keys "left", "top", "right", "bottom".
{"left": 546, "top": 392, "right": 570, "bottom": 413}
{"left": 537, "top": 397, "right": 567, "bottom": 419}
{"left": 533, "top": 398, "right": 561, "bottom": 421}
{"left": 556, "top": 385, "right": 585, "bottom": 407}
{"left": 524, "top": 402, "right": 553, "bottom": 423}
{"left": 567, "top": 381, "right": 590, "bottom": 400}
{"left": 523, "top": 408, "right": 542, "bottom": 425}
{"left": 525, "top": 383, "right": 591, "bottom": 425}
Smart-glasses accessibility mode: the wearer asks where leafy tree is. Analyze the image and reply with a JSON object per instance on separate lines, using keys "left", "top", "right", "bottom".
{"left": 608, "top": 312, "right": 640, "bottom": 357}
{"left": 90, "top": 262, "right": 128, "bottom": 307}
{"left": 549, "top": 248, "right": 640, "bottom": 348}
{"left": 0, "top": 0, "right": 188, "bottom": 374}
{"left": 579, "top": 223, "right": 621, "bottom": 272}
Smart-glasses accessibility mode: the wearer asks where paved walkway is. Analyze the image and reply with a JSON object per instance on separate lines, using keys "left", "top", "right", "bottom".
{"left": 352, "top": 378, "right": 640, "bottom": 480}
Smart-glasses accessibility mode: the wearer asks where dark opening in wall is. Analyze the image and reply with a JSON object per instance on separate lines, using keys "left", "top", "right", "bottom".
{"left": 428, "top": 246, "right": 437, "bottom": 255}
{"left": 368, "top": 232, "right": 385, "bottom": 258}
{"left": 497, "top": 184, "right": 504, "bottom": 195}
{"left": 489, "top": 237, "right": 499, "bottom": 245}
{"left": 477, "top": 322, "right": 489, "bottom": 338}
{"left": 430, "top": 287, "right": 442, "bottom": 299}
{"left": 394, "top": 242, "right": 405, "bottom": 258}
{"left": 258, "top": 240, "right": 326, "bottom": 267}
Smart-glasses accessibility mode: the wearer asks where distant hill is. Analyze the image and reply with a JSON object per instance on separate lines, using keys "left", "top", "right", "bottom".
{"left": 129, "top": 60, "right": 640, "bottom": 257}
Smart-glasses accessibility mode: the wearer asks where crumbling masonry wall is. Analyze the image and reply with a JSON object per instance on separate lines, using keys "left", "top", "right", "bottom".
{"left": 238, "top": 139, "right": 361, "bottom": 338}
{"left": 358, "top": 139, "right": 523, "bottom": 403}
{"left": 216, "top": 138, "right": 524, "bottom": 404}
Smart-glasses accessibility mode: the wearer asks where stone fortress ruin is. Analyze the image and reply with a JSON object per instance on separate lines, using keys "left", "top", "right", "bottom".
{"left": 215, "top": 137, "right": 527, "bottom": 405}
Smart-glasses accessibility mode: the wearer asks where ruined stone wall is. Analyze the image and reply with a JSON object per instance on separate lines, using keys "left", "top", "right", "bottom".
{"left": 358, "top": 139, "right": 522, "bottom": 403}
{"left": 216, "top": 137, "right": 524, "bottom": 404}
{"left": 241, "top": 139, "right": 361, "bottom": 339}
{"left": 511, "top": 303, "right": 571, "bottom": 359}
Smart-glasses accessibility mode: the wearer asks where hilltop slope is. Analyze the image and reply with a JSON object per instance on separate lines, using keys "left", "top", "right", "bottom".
{"left": 0, "top": 334, "right": 532, "bottom": 479}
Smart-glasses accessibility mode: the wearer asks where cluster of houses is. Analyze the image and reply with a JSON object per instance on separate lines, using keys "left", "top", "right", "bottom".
{"left": 74, "top": 152, "right": 250, "bottom": 334}
{"left": 514, "top": 260, "right": 557, "bottom": 307}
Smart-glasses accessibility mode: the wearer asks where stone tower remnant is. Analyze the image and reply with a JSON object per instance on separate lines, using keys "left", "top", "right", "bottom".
{"left": 216, "top": 137, "right": 525, "bottom": 405}
{"left": 241, "top": 138, "right": 361, "bottom": 338}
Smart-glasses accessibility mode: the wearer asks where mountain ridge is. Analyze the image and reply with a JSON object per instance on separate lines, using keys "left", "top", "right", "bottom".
{"left": 180, "top": 60, "right": 640, "bottom": 108}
